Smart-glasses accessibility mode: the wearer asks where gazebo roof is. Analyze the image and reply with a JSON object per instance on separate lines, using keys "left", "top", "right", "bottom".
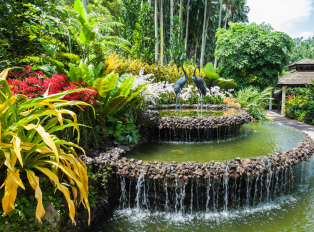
{"left": 278, "top": 70, "right": 314, "bottom": 87}
{"left": 288, "top": 58, "right": 314, "bottom": 69}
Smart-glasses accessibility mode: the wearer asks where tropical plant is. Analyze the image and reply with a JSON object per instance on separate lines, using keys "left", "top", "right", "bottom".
{"left": 131, "top": 2, "right": 156, "bottom": 64}
{"left": 235, "top": 86, "right": 272, "bottom": 121}
{"left": 93, "top": 73, "right": 148, "bottom": 117}
{"left": 166, "top": 15, "right": 185, "bottom": 67}
{"left": 0, "top": 67, "right": 91, "bottom": 225}
{"left": 107, "top": 113, "right": 140, "bottom": 145}
{"left": 215, "top": 23, "right": 294, "bottom": 89}
{"left": 203, "top": 62, "right": 237, "bottom": 90}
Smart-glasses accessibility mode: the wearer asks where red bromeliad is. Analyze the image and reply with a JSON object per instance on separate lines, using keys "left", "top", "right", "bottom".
{"left": 7, "top": 67, "right": 97, "bottom": 107}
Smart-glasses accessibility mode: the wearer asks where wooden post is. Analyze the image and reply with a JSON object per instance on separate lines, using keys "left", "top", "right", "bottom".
{"left": 269, "top": 88, "right": 273, "bottom": 110}
{"left": 281, "top": 86, "right": 286, "bottom": 115}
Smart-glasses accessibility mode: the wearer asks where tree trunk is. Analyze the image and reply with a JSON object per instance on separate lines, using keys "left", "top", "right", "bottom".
{"left": 185, "top": 0, "right": 190, "bottom": 51}
{"left": 224, "top": 6, "right": 229, "bottom": 29}
{"left": 149, "top": 0, "right": 152, "bottom": 7}
{"left": 200, "top": 0, "right": 208, "bottom": 67}
{"left": 155, "top": 0, "right": 159, "bottom": 62}
{"left": 214, "top": 0, "right": 223, "bottom": 69}
{"left": 180, "top": 0, "right": 184, "bottom": 32}
{"left": 194, "top": 8, "right": 201, "bottom": 62}
{"left": 82, "top": 0, "right": 87, "bottom": 13}
{"left": 170, "top": 0, "right": 174, "bottom": 41}
{"left": 160, "top": 0, "right": 164, "bottom": 65}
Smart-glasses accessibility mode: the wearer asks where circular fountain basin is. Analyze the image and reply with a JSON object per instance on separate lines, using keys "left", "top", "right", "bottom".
{"left": 158, "top": 108, "right": 240, "bottom": 118}
{"left": 92, "top": 159, "right": 314, "bottom": 232}
{"left": 127, "top": 122, "right": 305, "bottom": 162}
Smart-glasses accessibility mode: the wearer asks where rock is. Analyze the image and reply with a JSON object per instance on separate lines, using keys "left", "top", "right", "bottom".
{"left": 42, "top": 204, "right": 61, "bottom": 231}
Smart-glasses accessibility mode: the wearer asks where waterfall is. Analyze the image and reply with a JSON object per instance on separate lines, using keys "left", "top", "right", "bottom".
{"left": 190, "top": 179, "right": 194, "bottom": 213}
{"left": 164, "top": 178, "right": 169, "bottom": 211}
{"left": 266, "top": 171, "right": 273, "bottom": 202}
{"left": 120, "top": 177, "right": 127, "bottom": 208}
{"left": 223, "top": 175, "right": 229, "bottom": 211}
{"left": 205, "top": 177, "right": 211, "bottom": 211}
{"left": 135, "top": 174, "right": 144, "bottom": 211}
{"left": 116, "top": 161, "right": 309, "bottom": 214}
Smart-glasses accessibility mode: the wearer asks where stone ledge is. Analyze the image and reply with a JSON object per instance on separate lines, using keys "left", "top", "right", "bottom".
{"left": 149, "top": 111, "right": 252, "bottom": 130}
{"left": 146, "top": 104, "right": 230, "bottom": 110}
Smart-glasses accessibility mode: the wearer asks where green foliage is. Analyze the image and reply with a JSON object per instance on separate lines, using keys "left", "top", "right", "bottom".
{"left": 0, "top": 1, "right": 57, "bottom": 61}
{"left": 166, "top": 16, "right": 185, "bottom": 67}
{"left": 290, "top": 37, "right": 314, "bottom": 65}
{"left": 0, "top": 177, "right": 67, "bottom": 232}
{"left": 215, "top": 23, "right": 294, "bottom": 89}
{"left": 94, "top": 73, "right": 148, "bottom": 117}
{"left": 203, "top": 62, "right": 237, "bottom": 90}
{"left": 235, "top": 86, "right": 272, "bottom": 121}
{"left": 119, "top": 0, "right": 141, "bottom": 44}
{"left": 131, "top": 2, "right": 156, "bottom": 64}
{"left": 107, "top": 113, "right": 141, "bottom": 145}
{"left": 285, "top": 93, "right": 314, "bottom": 124}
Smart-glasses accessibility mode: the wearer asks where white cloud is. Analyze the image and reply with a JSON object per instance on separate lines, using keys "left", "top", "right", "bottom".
{"left": 247, "top": 0, "right": 314, "bottom": 37}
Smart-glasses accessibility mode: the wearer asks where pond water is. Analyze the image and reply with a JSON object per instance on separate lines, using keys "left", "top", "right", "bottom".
{"left": 125, "top": 122, "right": 305, "bottom": 162}
{"left": 91, "top": 158, "right": 314, "bottom": 232}
{"left": 158, "top": 109, "right": 240, "bottom": 118}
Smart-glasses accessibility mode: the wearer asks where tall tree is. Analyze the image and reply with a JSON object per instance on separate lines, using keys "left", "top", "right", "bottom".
{"left": 185, "top": 0, "right": 190, "bottom": 51}
{"left": 180, "top": 0, "right": 184, "bottom": 32}
{"left": 155, "top": 0, "right": 159, "bottom": 62}
{"left": 160, "top": 0, "right": 164, "bottom": 65}
{"left": 170, "top": 0, "right": 174, "bottom": 42}
{"left": 215, "top": 23, "right": 294, "bottom": 89}
{"left": 214, "top": 0, "right": 223, "bottom": 69}
{"left": 200, "top": 0, "right": 211, "bottom": 67}
{"left": 148, "top": 0, "right": 152, "bottom": 7}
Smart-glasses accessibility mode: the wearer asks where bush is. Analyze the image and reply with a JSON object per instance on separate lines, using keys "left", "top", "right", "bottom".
{"left": 103, "top": 53, "right": 206, "bottom": 85}
{"left": 235, "top": 86, "right": 272, "bottom": 121}
{"left": 7, "top": 67, "right": 97, "bottom": 106}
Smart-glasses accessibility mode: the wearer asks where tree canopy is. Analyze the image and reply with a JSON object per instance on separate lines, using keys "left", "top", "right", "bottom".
{"left": 215, "top": 22, "right": 294, "bottom": 89}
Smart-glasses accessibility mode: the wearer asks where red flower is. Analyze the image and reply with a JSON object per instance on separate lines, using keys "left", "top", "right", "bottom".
{"left": 131, "top": 115, "right": 133, "bottom": 117}
{"left": 125, "top": 118, "right": 128, "bottom": 122}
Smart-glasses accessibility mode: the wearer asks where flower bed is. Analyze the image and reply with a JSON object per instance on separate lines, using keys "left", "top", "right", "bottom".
{"left": 7, "top": 66, "right": 97, "bottom": 106}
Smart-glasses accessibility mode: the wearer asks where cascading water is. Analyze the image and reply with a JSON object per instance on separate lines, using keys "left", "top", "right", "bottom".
{"left": 117, "top": 161, "right": 308, "bottom": 215}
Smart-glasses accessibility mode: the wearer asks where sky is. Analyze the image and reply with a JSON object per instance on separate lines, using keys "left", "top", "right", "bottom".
{"left": 247, "top": 0, "right": 314, "bottom": 39}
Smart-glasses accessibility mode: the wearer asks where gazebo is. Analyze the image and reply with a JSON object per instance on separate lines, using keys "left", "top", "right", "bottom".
{"left": 272, "top": 58, "right": 314, "bottom": 114}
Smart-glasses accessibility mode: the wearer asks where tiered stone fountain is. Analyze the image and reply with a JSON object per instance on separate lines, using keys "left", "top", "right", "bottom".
{"left": 106, "top": 105, "right": 314, "bottom": 213}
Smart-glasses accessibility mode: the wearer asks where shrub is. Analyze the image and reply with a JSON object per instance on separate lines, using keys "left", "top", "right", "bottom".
{"left": 103, "top": 54, "right": 206, "bottom": 85}
{"left": 235, "top": 86, "right": 272, "bottom": 121}
{"left": 0, "top": 68, "right": 91, "bottom": 225}
{"left": 7, "top": 70, "right": 97, "bottom": 106}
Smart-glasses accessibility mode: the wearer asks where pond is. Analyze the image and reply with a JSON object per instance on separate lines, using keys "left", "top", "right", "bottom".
{"left": 126, "top": 122, "right": 305, "bottom": 162}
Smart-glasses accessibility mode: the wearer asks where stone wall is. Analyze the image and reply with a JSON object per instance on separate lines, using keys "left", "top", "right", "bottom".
{"left": 79, "top": 127, "right": 314, "bottom": 183}
{"left": 146, "top": 104, "right": 230, "bottom": 110}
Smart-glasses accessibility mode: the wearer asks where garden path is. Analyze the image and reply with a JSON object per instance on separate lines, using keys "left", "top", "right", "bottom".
{"left": 264, "top": 110, "right": 314, "bottom": 139}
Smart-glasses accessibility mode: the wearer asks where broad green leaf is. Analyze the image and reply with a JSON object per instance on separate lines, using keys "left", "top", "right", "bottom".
{"left": 218, "top": 79, "right": 238, "bottom": 90}
{"left": 204, "top": 62, "right": 215, "bottom": 73}
{"left": 74, "top": 0, "right": 88, "bottom": 25}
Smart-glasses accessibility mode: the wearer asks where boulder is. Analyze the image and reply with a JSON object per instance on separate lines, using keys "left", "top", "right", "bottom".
{"left": 42, "top": 204, "right": 61, "bottom": 231}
